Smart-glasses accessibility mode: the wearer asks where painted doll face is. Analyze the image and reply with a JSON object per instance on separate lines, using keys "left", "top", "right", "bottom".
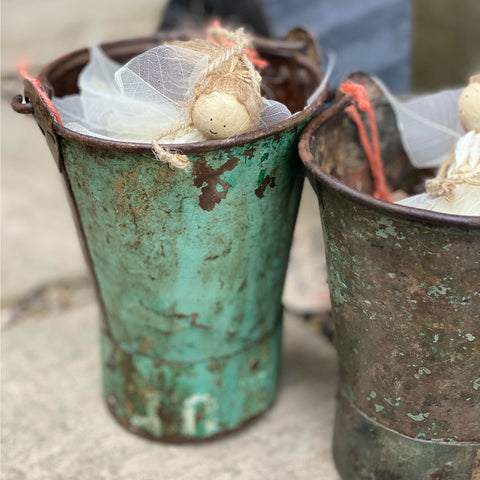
{"left": 192, "top": 92, "right": 253, "bottom": 139}
{"left": 458, "top": 76, "right": 480, "bottom": 133}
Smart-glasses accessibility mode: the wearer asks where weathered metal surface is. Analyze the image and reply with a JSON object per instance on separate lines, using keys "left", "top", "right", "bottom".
{"left": 102, "top": 325, "right": 281, "bottom": 441}
{"left": 299, "top": 81, "right": 480, "bottom": 478}
{"left": 334, "top": 394, "right": 480, "bottom": 480}
{"left": 15, "top": 31, "right": 325, "bottom": 441}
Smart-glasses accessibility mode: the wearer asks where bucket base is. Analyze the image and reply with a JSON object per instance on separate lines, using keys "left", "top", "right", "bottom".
{"left": 333, "top": 394, "right": 480, "bottom": 480}
{"left": 101, "top": 322, "right": 281, "bottom": 442}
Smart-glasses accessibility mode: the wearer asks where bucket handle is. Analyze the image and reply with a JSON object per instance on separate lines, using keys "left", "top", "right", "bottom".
{"left": 11, "top": 77, "right": 64, "bottom": 172}
{"left": 283, "top": 27, "right": 321, "bottom": 65}
{"left": 11, "top": 94, "right": 34, "bottom": 115}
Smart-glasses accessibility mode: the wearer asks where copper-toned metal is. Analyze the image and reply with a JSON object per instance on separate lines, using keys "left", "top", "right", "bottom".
{"left": 299, "top": 75, "right": 480, "bottom": 479}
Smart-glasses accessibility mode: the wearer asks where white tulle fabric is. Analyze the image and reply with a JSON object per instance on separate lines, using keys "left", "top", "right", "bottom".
{"left": 397, "top": 131, "right": 480, "bottom": 216}
{"left": 53, "top": 45, "right": 291, "bottom": 143}
{"left": 371, "top": 77, "right": 479, "bottom": 216}
{"left": 373, "top": 77, "right": 464, "bottom": 169}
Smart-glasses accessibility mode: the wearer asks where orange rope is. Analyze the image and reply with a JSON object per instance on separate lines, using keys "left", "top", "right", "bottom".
{"left": 206, "top": 19, "right": 268, "bottom": 69}
{"left": 18, "top": 63, "right": 63, "bottom": 125}
{"left": 340, "top": 81, "right": 391, "bottom": 202}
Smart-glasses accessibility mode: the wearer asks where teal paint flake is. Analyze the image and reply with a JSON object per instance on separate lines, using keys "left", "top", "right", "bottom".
{"left": 384, "top": 397, "right": 401, "bottom": 407}
{"left": 428, "top": 284, "right": 451, "bottom": 297}
{"left": 414, "top": 367, "right": 432, "bottom": 380}
{"left": 407, "top": 412, "right": 429, "bottom": 421}
{"left": 330, "top": 246, "right": 343, "bottom": 261}
{"left": 375, "top": 217, "right": 406, "bottom": 241}
{"left": 256, "top": 169, "right": 266, "bottom": 187}
{"left": 348, "top": 386, "right": 356, "bottom": 401}
{"left": 375, "top": 404, "right": 384, "bottom": 412}
{"left": 433, "top": 333, "right": 439, "bottom": 343}
{"left": 352, "top": 257, "right": 363, "bottom": 266}
{"left": 472, "top": 378, "right": 480, "bottom": 390}
{"left": 465, "top": 333, "right": 475, "bottom": 341}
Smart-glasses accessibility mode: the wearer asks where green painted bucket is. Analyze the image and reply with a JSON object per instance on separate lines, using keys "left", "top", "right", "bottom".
{"left": 299, "top": 79, "right": 480, "bottom": 478}
{"left": 13, "top": 31, "right": 326, "bottom": 441}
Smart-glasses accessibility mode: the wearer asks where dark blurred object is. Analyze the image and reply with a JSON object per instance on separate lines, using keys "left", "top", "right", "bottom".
{"left": 159, "top": 0, "right": 272, "bottom": 36}
{"left": 158, "top": 0, "right": 411, "bottom": 93}
{"left": 413, "top": 0, "right": 480, "bottom": 90}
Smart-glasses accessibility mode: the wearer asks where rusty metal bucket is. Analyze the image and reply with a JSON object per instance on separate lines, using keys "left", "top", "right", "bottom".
{"left": 12, "top": 31, "right": 326, "bottom": 441}
{"left": 299, "top": 81, "right": 480, "bottom": 478}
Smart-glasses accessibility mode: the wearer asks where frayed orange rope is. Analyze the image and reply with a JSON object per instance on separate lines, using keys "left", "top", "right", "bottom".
{"left": 207, "top": 19, "right": 268, "bottom": 69}
{"left": 340, "top": 81, "right": 391, "bottom": 202}
{"left": 18, "top": 63, "right": 63, "bottom": 125}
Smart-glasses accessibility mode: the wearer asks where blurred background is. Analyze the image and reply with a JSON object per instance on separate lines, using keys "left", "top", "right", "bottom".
{"left": 2, "top": 0, "right": 480, "bottom": 92}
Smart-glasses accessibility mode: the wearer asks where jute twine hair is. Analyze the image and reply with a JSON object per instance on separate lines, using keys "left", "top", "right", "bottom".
{"left": 152, "top": 26, "right": 262, "bottom": 171}
{"left": 426, "top": 152, "right": 480, "bottom": 201}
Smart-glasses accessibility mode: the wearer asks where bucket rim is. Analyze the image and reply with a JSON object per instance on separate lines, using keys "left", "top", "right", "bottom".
{"left": 37, "top": 32, "right": 327, "bottom": 154}
{"left": 298, "top": 105, "right": 480, "bottom": 230}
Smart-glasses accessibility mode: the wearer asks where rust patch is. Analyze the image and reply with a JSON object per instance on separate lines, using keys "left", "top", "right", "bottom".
{"left": 255, "top": 175, "right": 276, "bottom": 198}
{"left": 242, "top": 146, "right": 255, "bottom": 161}
{"left": 426, "top": 462, "right": 454, "bottom": 480}
{"left": 112, "top": 171, "right": 149, "bottom": 218}
{"left": 193, "top": 157, "right": 240, "bottom": 211}
{"left": 238, "top": 279, "right": 247, "bottom": 292}
{"left": 139, "top": 336, "right": 154, "bottom": 354}
{"left": 190, "top": 313, "right": 211, "bottom": 330}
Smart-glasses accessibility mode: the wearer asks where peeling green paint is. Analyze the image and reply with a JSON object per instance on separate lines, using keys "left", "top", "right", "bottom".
{"left": 414, "top": 367, "right": 432, "bottom": 380}
{"left": 384, "top": 397, "right": 401, "bottom": 407}
{"left": 428, "top": 284, "right": 451, "bottom": 297}
{"left": 348, "top": 386, "right": 356, "bottom": 401}
{"left": 352, "top": 257, "right": 363, "bottom": 266}
{"left": 375, "top": 217, "right": 406, "bottom": 241}
{"left": 407, "top": 412, "right": 430, "bottom": 422}
{"left": 59, "top": 99, "right": 308, "bottom": 440}
{"left": 305, "top": 97, "right": 480, "bottom": 478}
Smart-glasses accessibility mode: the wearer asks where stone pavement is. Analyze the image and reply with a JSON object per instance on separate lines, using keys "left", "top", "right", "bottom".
{"left": 1, "top": 79, "right": 338, "bottom": 479}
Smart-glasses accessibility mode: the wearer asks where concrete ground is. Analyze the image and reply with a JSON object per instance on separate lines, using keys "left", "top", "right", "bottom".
{"left": 1, "top": 74, "right": 338, "bottom": 479}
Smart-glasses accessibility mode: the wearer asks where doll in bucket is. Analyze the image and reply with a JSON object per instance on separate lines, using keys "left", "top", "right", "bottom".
{"left": 397, "top": 74, "right": 480, "bottom": 215}
{"left": 53, "top": 24, "right": 292, "bottom": 169}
